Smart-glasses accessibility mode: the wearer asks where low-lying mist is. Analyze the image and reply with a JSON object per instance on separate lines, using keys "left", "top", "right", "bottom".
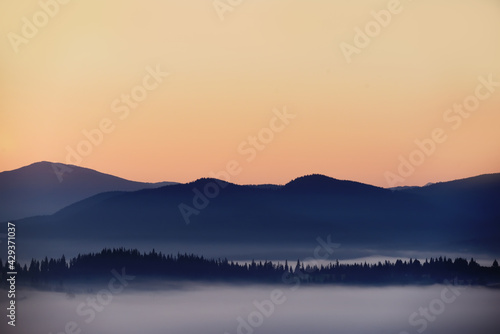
{"left": 2, "top": 283, "right": 499, "bottom": 334}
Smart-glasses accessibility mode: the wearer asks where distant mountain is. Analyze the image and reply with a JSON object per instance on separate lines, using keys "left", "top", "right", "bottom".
{"left": 12, "top": 172, "right": 500, "bottom": 258}
{"left": 389, "top": 186, "right": 419, "bottom": 191}
{"left": 0, "top": 161, "right": 176, "bottom": 221}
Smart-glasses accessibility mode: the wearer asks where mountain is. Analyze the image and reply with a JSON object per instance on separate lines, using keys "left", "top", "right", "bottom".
{"left": 11, "top": 172, "right": 500, "bottom": 260}
{"left": 0, "top": 161, "right": 176, "bottom": 221}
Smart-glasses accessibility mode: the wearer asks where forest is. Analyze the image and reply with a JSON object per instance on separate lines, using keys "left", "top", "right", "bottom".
{"left": 1, "top": 248, "right": 499, "bottom": 288}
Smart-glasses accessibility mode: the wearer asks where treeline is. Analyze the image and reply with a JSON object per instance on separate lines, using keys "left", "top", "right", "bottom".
{"left": 1, "top": 248, "right": 499, "bottom": 286}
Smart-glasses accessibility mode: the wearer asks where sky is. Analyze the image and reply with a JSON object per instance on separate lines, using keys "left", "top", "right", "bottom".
{"left": 1, "top": 0, "right": 499, "bottom": 187}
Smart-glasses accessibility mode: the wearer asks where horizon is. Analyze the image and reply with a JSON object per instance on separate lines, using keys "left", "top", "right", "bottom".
{"left": 3, "top": 160, "right": 499, "bottom": 189}
{"left": 1, "top": 1, "right": 500, "bottom": 188}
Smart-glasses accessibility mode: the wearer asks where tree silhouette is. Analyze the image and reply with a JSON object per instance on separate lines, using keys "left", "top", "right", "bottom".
{"left": 1, "top": 248, "right": 499, "bottom": 288}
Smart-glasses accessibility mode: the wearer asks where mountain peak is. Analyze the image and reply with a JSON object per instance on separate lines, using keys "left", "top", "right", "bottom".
{"left": 188, "top": 177, "right": 234, "bottom": 188}
{"left": 0, "top": 161, "right": 176, "bottom": 221}
{"left": 286, "top": 174, "right": 335, "bottom": 184}
{"left": 284, "top": 173, "right": 385, "bottom": 195}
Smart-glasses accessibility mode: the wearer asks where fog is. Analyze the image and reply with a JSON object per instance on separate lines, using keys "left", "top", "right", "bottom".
{"left": 2, "top": 284, "right": 499, "bottom": 334}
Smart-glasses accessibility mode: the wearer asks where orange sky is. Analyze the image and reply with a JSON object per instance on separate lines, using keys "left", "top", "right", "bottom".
{"left": 1, "top": 0, "right": 499, "bottom": 187}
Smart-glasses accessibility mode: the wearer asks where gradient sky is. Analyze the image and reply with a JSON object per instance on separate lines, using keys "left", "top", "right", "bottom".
{"left": 1, "top": 0, "right": 499, "bottom": 187}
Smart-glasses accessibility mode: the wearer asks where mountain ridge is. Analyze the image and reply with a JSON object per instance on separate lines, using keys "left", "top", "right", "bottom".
{"left": 0, "top": 161, "right": 177, "bottom": 221}
{"left": 7, "top": 165, "right": 499, "bottom": 260}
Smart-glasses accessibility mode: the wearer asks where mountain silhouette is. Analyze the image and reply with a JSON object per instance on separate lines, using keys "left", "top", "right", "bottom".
{"left": 0, "top": 161, "right": 176, "bottom": 221}
{"left": 8, "top": 164, "right": 499, "bottom": 258}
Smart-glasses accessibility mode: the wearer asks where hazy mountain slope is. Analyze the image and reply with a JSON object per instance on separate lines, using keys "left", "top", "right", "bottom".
{"left": 13, "top": 173, "right": 500, "bottom": 255}
{"left": 0, "top": 161, "right": 176, "bottom": 221}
